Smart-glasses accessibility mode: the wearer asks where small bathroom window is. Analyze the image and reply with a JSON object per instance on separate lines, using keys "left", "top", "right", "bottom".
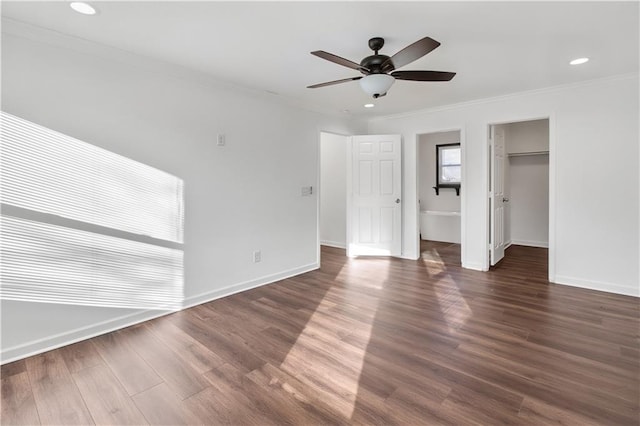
{"left": 434, "top": 143, "right": 461, "bottom": 195}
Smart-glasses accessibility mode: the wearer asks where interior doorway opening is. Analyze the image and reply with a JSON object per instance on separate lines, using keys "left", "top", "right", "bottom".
{"left": 488, "top": 118, "right": 550, "bottom": 267}
{"left": 417, "top": 130, "right": 462, "bottom": 264}
{"left": 318, "top": 131, "right": 349, "bottom": 253}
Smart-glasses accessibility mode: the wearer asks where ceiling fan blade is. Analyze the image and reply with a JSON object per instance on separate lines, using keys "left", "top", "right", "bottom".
{"left": 307, "top": 76, "right": 363, "bottom": 89}
{"left": 383, "top": 37, "right": 441, "bottom": 70}
{"left": 391, "top": 70, "right": 456, "bottom": 81}
{"left": 311, "top": 51, "right": 369, "bottom": 72}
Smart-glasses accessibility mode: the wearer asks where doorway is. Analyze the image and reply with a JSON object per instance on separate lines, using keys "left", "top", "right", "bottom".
{"left": 488, "top": 119, "right": 550, "bottom": 266}
{"left": 319, "top": 131, "right": 403, "bottom": 259}
{"left": 417, "top": 130, "right": 462, "bottom": 263}
{"left": 319, "top": 131, "right": 349, "bottom": 251}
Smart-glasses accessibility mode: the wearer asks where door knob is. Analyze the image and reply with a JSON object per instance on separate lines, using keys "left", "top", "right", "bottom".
{"left": 395, "top": 198, "right": 401, "bottom": 204}
{"left": 503, "top": 197, "right": 510, "bottom": 202}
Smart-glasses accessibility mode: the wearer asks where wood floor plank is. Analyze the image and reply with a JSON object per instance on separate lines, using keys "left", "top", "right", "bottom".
{"left": 72, "top": 364, "right": 148, "bottom": 425}
{"left": 132, "top": 383, "right": 200, "bottom": 425}
{"left": 204, "top": 363, "right": 334, "bottom": 425}
{"left": 0, "top": 372, "right": 40, "bottom": 425}
{"left": 245, "top": 363, "right": 348, "bottom": 425}
{"left": 3, "top": 242, "right": 638, "bottom": 425}
{"left": 118, "top": 325, "right": 209, "bottom": 400}
{"left": 25, "top": 351, "right": 94, "bottom": 425}
{"left": 1, "top": 360, "right": 27, "bottom": 379}
{"left": 58, "top": 340, "right": 104, "bottom": 374}
{"left": 517, "top": 396, "right": 602, "bottom": 425}
{"left": 91, "top": 331, "right": 163, "bottom": 396}
{"left": 145, "top": 318, "right": 225, "bottom": 374}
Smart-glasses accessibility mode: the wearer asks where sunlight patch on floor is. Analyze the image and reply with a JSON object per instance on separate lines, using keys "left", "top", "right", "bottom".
{"left": 280, "top": 258, "right": 386, "bottom": 418}
{"left": 435, "top": 278, "right": 472, "bottom": 330}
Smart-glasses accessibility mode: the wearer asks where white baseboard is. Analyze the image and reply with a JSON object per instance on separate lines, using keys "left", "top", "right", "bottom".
{"left": 0, "top": 263, "right": 319, "bottom": 364}
{"left": 397, "top": 253, "right": 420, "bottom": 260}
{"left": 553, "top": 275, "right": 639, "bottom": 297}
{"left": 182, "top": 263, "right": 318, "bottom": 309}
{"left": 510, "top": 239, "right": 549, "bottom": 248}
{"left": 463, "top": 261, "right": 488, "bottom": 271}
{"left": 320, "top": 240, "right": 346, "bottom": 249}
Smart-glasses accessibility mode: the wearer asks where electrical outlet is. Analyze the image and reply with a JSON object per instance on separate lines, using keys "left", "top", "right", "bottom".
{"left": 253, "top": 250, "right": 261, "bottom": 263}
{"left": 217, "top": 133, "right": 226, "bottom": 146}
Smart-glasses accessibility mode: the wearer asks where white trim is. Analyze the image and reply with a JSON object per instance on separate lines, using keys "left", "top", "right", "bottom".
{"left": 422, "top": 210, "right": 461, "bottom": 217}
{"left": 6, "top": 17, "right": 636, "bottom": 123}
{"left": 320, "top": 240, "right": 346, "bottom": 249}
{"left": 397, "top": 254, "right": 420, "bottom": 261}
{"left": 1, "top": 18, "right": 345, "bottom": 120}
{"left": 1, "top": 262, "right": 318, "bottom": 364}
{"left": 554, "top": 275, "right": 640, "bottom": 298}
{"left": 370, "top": 73, "right": 639, "bottom": 122}
{"left": 462, "top": 261, "right": 487, "bottom": 272}
{"left": 510, "top": 239, "right": 549, "bottom": 248}
{"left": 547, "top": 113, "right": 557, "bottom": 282}
{"left": 345, "top": 137, "right": 354, "bottom": 257}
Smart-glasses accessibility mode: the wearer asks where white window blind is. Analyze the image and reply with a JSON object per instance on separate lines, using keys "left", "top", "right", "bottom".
{"left": 0, "top": 112, "right": 185, "bottom": 310}
{"left": 0, "top": 112, "right": 184, "bottom": 243}
{"left": 0, "top": 216, "right": 183, "bottom": 310}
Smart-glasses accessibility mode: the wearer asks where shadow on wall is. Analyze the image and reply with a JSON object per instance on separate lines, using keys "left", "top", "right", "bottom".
{"left": 0, "top": 112, "right": 185, "bottom": 310}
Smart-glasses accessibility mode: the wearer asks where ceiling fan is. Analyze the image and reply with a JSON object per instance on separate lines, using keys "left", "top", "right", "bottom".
{"left": 307, "top": 36, "right": 455, "bottom": 98}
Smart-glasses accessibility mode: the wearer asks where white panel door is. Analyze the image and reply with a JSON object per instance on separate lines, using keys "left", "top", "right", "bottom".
{"left": 490, "top": 125, "right": 506, "bottom": 265}
{"left": 347, "top": 135, "right": 402, "bottom": 257}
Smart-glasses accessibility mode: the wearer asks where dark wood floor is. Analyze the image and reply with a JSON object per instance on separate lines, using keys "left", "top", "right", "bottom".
{"left": 2, "top": 242, "right": 639, "bottom": 425}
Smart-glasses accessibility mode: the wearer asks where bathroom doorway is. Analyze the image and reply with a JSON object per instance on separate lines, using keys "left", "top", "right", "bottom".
{"left": 416, "top": 130, "right": 463, "bottom": 264}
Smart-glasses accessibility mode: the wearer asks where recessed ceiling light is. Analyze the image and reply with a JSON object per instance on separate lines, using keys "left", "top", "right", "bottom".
{"left": 570, "top": 57, "right": 589, "bottom": 65}
{"left": 70, "top": 2, "right": 97, "bottom": 15}
{"left": 364, "top": 104, "right": 375, "bottom": 108}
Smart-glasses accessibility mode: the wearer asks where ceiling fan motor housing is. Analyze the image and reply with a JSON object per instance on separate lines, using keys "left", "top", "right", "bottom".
{"left": 360, "top": 54, "right": 394, "bottom": 74}
{"left": 361, "top": 37, "right": 394, "bottom": 74}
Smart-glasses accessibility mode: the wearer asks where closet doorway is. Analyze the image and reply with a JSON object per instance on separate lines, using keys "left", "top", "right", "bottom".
{"left": 488, "top": 119, "right": 550, "bottom": 266}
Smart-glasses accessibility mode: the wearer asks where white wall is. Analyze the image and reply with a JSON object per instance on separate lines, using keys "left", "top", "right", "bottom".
{"left": 505, "top": 119, "right": 550, "bottom": 154}
{"left": 417, "top": 131, "right": 461, "bottom": 213}
{"left": 504, "top": 119, "right": 550, "bottom": 248}
{"left": 368, "top": 74, "right": 639, "bottom": 297}
{"left": 319, "top": 132, "right": 348, "bottom": 248}
{"left": 0, "top": 28, "right": 365, "bottom": 362}
{"left": 508, "top": 154, "right": 549, "bottom": 247}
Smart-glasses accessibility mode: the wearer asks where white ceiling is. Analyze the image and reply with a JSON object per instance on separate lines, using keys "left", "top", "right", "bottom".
{"left": 2, "top": 1, "right": 638, "bottom": 117}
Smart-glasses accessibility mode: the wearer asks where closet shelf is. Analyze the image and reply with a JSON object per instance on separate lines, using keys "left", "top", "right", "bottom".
{"left": 508, "top": 150, "right": 549, "bottom": 157}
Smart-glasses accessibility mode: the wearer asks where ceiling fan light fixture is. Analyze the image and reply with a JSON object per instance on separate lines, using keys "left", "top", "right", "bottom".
{"left": 570, "top": 57, "right": 589, "bottom": 65}
{"left": 70, "top": 2, "right": 97, "bottom": 15}
{"left": 359, "top": 74, "right": 395, "bottom": 98}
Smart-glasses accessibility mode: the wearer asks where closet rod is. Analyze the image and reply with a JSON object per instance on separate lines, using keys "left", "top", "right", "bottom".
{"left": 508, "top": 151, "right": 549, "bottom": 157}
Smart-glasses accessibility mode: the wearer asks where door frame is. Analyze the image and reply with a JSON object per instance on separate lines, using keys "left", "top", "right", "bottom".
{"left": 484, "top": 114, "right": 556, "bottom": 282}
{"left": 317, "top": 130, "right": 350, "bottom": 265}
{"left": 414, "top": 126, "right": 466, "bottom": 264}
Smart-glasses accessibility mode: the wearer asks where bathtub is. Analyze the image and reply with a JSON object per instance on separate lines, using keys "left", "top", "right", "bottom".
{"left": 420, "top": 210, "right": 461, "bottom": 243}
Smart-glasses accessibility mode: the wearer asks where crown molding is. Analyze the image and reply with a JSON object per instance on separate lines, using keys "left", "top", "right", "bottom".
{"left": 369, "top": 72, "right": 639, "bottom": 123}
{"left": 1, "top": 17, "right": 352, "bottom": 121}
